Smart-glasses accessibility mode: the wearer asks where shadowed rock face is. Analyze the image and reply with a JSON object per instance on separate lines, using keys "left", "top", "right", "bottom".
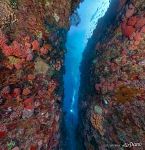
{"left": 79, "top": 0, "right": 145, "bottom": 149}
{"left": 0, "top": 0, "right": 80, "bottom": 149}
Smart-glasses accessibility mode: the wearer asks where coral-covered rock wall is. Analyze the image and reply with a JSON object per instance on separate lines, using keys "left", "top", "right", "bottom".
{"left": 78, "top": 0, "right": 145, "bottom": 149}
{"left": 0, "top": 0, "right": 79, "bottom": 149}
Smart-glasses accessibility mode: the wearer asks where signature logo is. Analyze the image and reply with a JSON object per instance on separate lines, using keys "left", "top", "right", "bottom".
{"left": 122, "top": 142, "right": 142, "bottom": 148}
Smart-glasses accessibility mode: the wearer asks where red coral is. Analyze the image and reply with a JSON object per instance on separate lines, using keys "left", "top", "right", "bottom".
{"left": 32, "top": 40, "right": 39, "bottom": 50}
{"left": 30, "top": 145, "right": 37, "bottom": 150}
{"left": 127, "top": 16, "right": 138, "bottom": 26}
{"left": 133, "top": 32, "right": 142, "bottom": 41}
{"left": 135, "top": 17, "right": 145, "bottom": 28}
{"left": 12, "top": 41, "right": 22, "bottom": 57}
{"left": 2, "top": 40, "right": 28, "bottom": 58}
{"left": 0, "top": 124, "right": 7, "bottom": 138}
{"left": 23, "top": 98, "right": 33, "bottom": 110}
{"left": 12, "top": 88, "right": 21, "bottom": 97}
{"left": 2, "top": 45, "right": 13, "bottom": 56}
{"left": 121, "top": 22, "right": 135, "bottom": 38}
{"left": 0, "top": 131, "right": 7, "bottom": 138}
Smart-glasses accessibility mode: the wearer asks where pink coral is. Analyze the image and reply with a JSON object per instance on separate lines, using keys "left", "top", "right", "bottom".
{"left": 2, "top": 45, "right": 13, "bottom": 56}
{"left": 121, "top": 56, "right": 127, "bottom": 64}
{"left": 3, "top": 41, "right": 22, "bottom": 57}
{"left": 141, "top": 26, "right": 145, "bottom": 33}
{"left": 134, "top": 41, "right": 140, "bottom": 46}
{"left": 1, "top": 38, "right": 35, "bottom": 63}
{"left": 121, "top": 49, "right": 127, "bottom": 55}
{"left": 40, "top": 47, "right": 48, "bottom": 55}
{"left": 26, "top": 53, "right": 33, "bottom": 61}
{"left": 32, "top": 40, "right": 39, "bottom": 50}
{"left": 108, "top": 83, "right": 115, "bottom": 91}
{"left": 15, "top": 63, "right": 22, "bottom": 69}
{"left": 24, "top": 42, "right": 31, "bottom": 49}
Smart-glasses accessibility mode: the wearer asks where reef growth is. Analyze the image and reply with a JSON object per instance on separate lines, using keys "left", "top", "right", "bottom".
{"left": 79, "top": 0, "right": 145, "bottom": 149}
{"left": 0, "top": 0, "right": 80, "bottom": 149}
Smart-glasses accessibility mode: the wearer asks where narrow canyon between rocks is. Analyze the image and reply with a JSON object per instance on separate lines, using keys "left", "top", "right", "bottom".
{"left": 0, "top": 0, "right": 145, "bottom": 150}
{"left": 62, "top": 0, "right": 109, "bottom": 149}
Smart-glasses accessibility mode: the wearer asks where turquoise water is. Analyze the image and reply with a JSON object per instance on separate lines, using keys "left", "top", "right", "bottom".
{"left": 63, "top": 0, "right": 110, "bottom": 149}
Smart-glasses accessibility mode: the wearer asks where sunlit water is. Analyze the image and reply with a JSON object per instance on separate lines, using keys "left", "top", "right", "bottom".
{"left": 63, "top": 0, "right": 110, "bottom": 149}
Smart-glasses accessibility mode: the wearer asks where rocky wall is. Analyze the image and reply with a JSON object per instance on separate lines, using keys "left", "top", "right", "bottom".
{"left": 0, "top": 0, "right": 80, "bottom": 149}
{"left": 78, "top": 0, "right": 145, "bottom": 149}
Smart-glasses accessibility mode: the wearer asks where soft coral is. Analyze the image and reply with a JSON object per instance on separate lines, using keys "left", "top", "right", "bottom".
{"left": 127, "top": 16, "right": 138, "bottom": 26}
{"left": 121, "top": 22, "right": 135, "bottom": 38}
{"left": 135, "top": 17, "right": 145, "bottom": 28}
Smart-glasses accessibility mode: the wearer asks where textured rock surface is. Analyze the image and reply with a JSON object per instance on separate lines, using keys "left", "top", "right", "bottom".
{"left": 0, "top": 0, "right": 80, "bottom": 149}
{"left": 79, "top": 0, "right": 145, "bottom": 149}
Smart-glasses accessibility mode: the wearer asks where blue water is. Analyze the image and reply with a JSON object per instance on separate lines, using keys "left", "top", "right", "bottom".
{"left": 63, "top": 0, "right": 110, "bottom": 149}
